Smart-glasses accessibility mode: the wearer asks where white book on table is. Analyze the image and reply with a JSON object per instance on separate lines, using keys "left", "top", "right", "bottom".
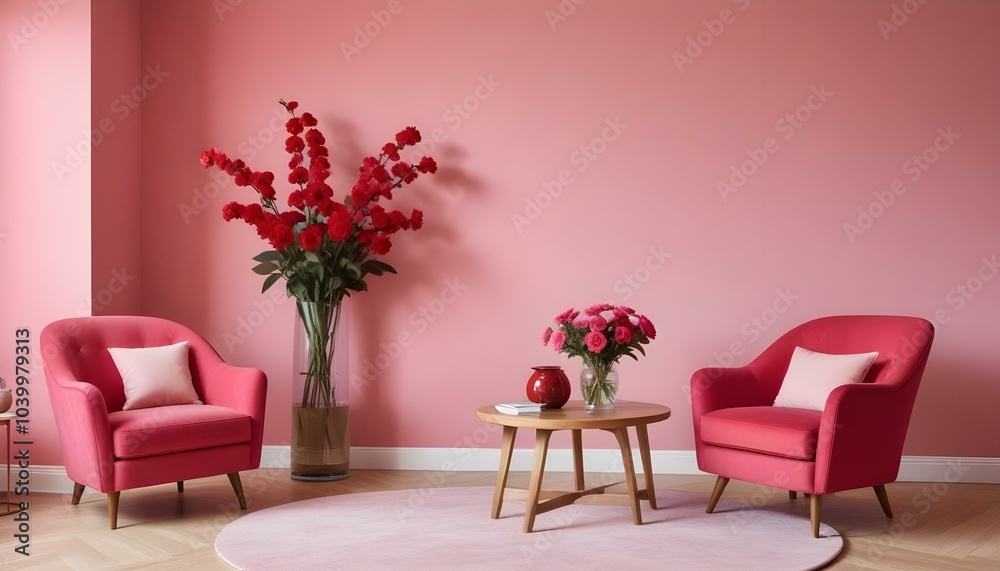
{"left": 494, "top": 402, "right": 543, "bottom": 415}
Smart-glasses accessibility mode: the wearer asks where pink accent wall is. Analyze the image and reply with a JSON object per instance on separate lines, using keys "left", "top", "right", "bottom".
{"left": 7, "top": 0, "right": 1000, "bottom": 466}
{"left": 1, "top": 0, "right": 93, "bottom": 465}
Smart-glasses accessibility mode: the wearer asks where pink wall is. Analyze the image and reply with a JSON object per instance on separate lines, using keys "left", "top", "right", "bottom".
{"left": 91, "top": 0, "right": 143, "bottom": 317}
{"left": 6, "top": 0, "right": 999, "bottom": 466}
{"left": 136, "top": 0, "right": 1000, "bottom": 458}
{"left": 1, "top": 0, "right": 93, "bottom": 465}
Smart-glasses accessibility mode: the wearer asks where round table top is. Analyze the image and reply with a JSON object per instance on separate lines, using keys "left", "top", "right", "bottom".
{"left": 476, "top": 400, "right": 671, "bottom": 430}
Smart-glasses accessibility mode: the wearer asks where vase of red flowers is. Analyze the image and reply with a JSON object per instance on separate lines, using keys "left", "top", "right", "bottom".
{"left": 201, "top": 100, "right": 438, "bottom": 480}
{"left": 543, "top": 304, "right": 657, "bottom": 410}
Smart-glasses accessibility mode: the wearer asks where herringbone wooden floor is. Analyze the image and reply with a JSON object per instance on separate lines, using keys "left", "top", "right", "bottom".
{"left": 2, "top": 470, "right": 997, "bottom": 570}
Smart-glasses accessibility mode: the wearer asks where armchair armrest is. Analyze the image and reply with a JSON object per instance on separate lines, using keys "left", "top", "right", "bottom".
{"left": 691, "top": 366, "right": 771, "bottom": 414}
{"left": 690, "top": 366, "right": 772, "bottom": 438}
{"left": 201, "top": 362, "right": 268, "bottom": 468}
{"left": 814, "top": 382, "right": 914, "bottom": 493}
{"left": 45, "top": 376, "right": 117, "bottom": 491}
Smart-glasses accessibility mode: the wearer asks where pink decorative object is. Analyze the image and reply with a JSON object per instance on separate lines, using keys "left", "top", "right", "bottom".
{"left": 525, "top": 366, "right": 571, "bottom": 409}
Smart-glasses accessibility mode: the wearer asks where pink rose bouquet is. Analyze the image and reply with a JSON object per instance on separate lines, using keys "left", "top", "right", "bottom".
{"left": 543, "top": 304, "right": 657, "bottom": 406}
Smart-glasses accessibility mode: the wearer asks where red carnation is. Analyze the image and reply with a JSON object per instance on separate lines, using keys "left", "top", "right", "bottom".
{"left": 327, "top": 208, "right": 351, "bottom": 242}
{"left": 284, "top": 100, "right": 299, "bottom": 111}
{"left": 268, "top": 223, "right": 294, "bottom": 252}
{"left": 382, "top": 143, "right": 400, "bottom": 161}
{"left": 304, "top": 128, "right": 325, "bottom": 146}
{"left": 222, "top": 201, "right": 244, "bottom": 221}
{"left": 278, "top": 211, "right": 306, "bottom": 226}
{"left": 369, "top": 204, "right": 390, "bottom": 229}
{"left": 298, "top": 223, "right": 326, "bottom": 251}
{"left": 286, "top": 117, "right": 303, "bottom": 135}
{"left": 242, "top": 203, "right": 264, "bottom": 225}
{"left": 300, "top": 112, "right": 317, "bottom": 126}
{"left": 285, "top": 136, "right": 305, "bottom": 154}
{"left": 288, "top": 166, "right": 309, "bottom": 185}
{"left": 410, "top": 209, "right": 423, "bottom": 230}
{"left": 417, "top": 156, "right": 437, "bottom": 174}
{"left": 289, "top": 152, "right": 304, "bottom": 169}
{"left": 369, "top": 234, "right": 392, "bottom": 255}
{"left": 391, "top": 162, "right": 412, "bottom": 179}
{"left": 395, "top": 126, "right": 421, "bottom": 146}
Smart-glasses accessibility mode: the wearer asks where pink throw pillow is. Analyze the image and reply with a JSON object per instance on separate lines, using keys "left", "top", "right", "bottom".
{"left": 108, "top": 341, "right": 203, "bottom": 410}
{"left": 772, "top": 346, "right": 878, "bottom": 411}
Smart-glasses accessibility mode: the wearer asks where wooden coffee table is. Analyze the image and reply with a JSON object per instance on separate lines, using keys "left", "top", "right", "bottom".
{"left": 476, "top": 400, "right": 671, "bottom": 532}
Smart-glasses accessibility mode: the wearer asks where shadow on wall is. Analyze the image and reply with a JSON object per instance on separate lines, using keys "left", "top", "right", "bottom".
{"left": 322, "top": 117, "right": 486, "bottom": 444}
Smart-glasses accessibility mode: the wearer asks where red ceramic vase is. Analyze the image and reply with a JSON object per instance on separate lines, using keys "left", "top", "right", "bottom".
{"left": 526, "top": 366, "right": 571, "bottom": 409}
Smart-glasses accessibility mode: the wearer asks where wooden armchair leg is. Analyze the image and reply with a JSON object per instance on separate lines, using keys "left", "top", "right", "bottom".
{"left": 789, "top": 490, "right": 797, "bottom": 500}
{"left": 809, "top": 493, "right": 822, "bottom": 538}
{"left": 71, "top": 483, "right": 85, "bottom": 505}
{"left": 227, "top": 472, "right": 247, "bottom": 509}
{"left": 177, "top": 481, "right": 184, "bottom": 493}
{"left": 706, "top": 476, "right": 730, "bottom": 514}
{"left": 873, "top": 484, "right": 893, "bottom": 518}
{"left": 108, "top": 491, "right": 121, "bottom": 530}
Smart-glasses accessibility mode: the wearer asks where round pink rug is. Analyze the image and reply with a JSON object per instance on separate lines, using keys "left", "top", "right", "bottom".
{"left": 216, "top": 487, "right": 842, "bottom": 570}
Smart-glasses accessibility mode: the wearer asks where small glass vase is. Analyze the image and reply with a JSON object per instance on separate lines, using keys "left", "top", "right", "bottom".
{"left": 291, "top": 299, "right": 350, "bottom": 481}
{"left": 580, "top": 363, "right": 618, "bottom": 410}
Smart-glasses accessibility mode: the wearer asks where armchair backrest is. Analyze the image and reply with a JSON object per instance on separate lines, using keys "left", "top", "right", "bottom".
{"left": 747, "top": 315, "right": 935, "bottom": 404}
{"left": 41, "top": 316, "right": 225, "bottom": 412}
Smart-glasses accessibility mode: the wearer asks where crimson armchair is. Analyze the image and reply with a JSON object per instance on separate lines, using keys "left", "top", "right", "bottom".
{"left": 691, "top": 315, "right": 934, "bottom": 537}
{"left": 41, "top": 316, "right": 267, "bottom": 529}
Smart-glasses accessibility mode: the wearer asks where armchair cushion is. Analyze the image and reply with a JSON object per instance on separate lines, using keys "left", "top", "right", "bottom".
{"left": 772, "top": 346, "right": 878, "bottom": 411}
{"left": 110, "top": 405, "right": 251, "bottom": 460}
{"left": 701, "top": 406, "right": 822, "bottom": 461}
{"left": 108, "top": 341, "right": 203, "bottom": 411}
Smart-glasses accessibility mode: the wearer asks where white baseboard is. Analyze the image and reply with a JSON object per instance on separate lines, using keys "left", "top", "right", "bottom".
{"left": 11, "top": 448, "right": 998, "bottom": 494}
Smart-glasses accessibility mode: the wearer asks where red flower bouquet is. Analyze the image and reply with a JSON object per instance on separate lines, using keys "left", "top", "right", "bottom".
{"left": 201, "top": 100, "right": 438, "bottom": 412}
{"left": 200, "top": 99, "right": 437, "bottom": 303}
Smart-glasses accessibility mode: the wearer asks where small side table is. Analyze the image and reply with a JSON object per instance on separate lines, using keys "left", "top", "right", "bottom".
{"left": 476, "top": 400, "right": 671, "bottom": 532}
{"left": 0, "top": 412, "right": 21, "bottom": 516}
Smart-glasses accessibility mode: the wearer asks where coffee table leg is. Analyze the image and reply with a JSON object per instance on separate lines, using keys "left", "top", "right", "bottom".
{"left": 523, "top": 429, "right": 553, "bottom": 533}
{"left": 611, "top": 427, "right": 642, "bottom": 525}
{"left": 635, "top": 423, "right": 657, "bottom": 509}
{"left": 491, "top": 426, "right": 517, "bottom": 519}
{"left": 571, "top": 429, "right": 584, "bottom": 491}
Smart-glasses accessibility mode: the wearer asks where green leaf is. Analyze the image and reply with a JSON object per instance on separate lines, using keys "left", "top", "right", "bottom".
{"left": 253, "top": 251, "right": 284, "bottom": 263}
{"left": 361, "top": 259, "right": 397, "bottom": 275}
{"left": 261, "top": 273, "right": 282, "bottom": 294}
{"left": 304, "top": 251, "right": 321, "bottom": 264}
{"left": 252, "top": 261, "right": 279, "bottom": 275}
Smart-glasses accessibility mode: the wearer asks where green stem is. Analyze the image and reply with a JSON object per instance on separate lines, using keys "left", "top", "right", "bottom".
{"left": 298, "top": 300, "right": 341, "bottom": 408}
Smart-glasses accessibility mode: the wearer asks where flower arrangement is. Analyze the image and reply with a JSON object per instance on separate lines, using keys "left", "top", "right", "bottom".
{"left": 542, "top": 304, "right": 657, "bottom": 407}
{"left": 200, "top": 99, "right": 437, "bottom": 304}
{"left": 200, "top": 100, "right": 438, "bottom": 409}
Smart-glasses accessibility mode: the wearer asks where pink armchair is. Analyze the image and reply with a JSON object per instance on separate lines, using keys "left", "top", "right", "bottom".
{"left": 41, "top": 316, "right": 267, "bottom": 529}
{"left": 691, "top": 315, "right": 934, "bottom": 537}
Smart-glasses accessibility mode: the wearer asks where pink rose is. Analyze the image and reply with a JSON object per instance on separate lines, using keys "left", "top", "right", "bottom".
{"left": 585, "top": 331, "right": 607, "bottom": 352}
{"left": 572, "top": 317, "right": 590, "bottom": 330}
{"left": 590, "top": 315, "right": 608, "bottom": 332}
{"left": 614, "top": 326, "right": 633, "bottom": 344}
{"left": 550, "top": 330, "right": 567, "bottom": 352}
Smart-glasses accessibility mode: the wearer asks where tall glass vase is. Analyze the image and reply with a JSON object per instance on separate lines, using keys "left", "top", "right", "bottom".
{"left": 580, "top": 361, "right": 618, "bottom": 410}
{"left": 291, "top": 299, "right": 350, "bottom": 481}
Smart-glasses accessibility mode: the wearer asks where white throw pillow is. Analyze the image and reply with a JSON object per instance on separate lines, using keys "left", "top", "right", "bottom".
{"left": 108, "top": 341, "right": 203, "bottom": 411}
{"left": 772, "top": 346, "right": 879, "bottom": 411}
